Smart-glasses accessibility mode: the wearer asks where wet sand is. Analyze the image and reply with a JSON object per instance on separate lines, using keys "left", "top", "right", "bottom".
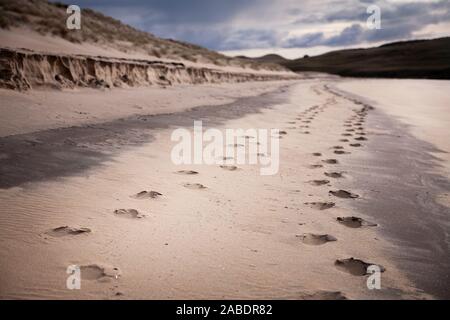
{"left": 0, "top": 78, "right": 449, "bottom": 299}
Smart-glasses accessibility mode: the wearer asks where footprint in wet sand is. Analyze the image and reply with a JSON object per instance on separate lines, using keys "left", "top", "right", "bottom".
{"left": 335, "top": 258, "right": 385, "bottom": 276}
{"left": 308, "top": 164, "right": 324, "bottom": 169}
{"left": 355, "top": 136, "right": 367, "bottom": 141}
{"left": 183, "top": 183, "right": 207, "bottom": 190}
{"left": 322, "top": 159, "right": 338, "bottom": 164}
{"left": 304, "top": 201, "right": 336, "bottom": 210}
{"left": 334, "top": 150, "right": 350, "bottom": 155}
{"left": 312, "top": 152, "right": 322, "bottom": 156}
{"left": 132, "top": 191, "right": 162, "bottom": 199}
{"left": 46, "top": 226, "right": 91, "bottom": 237}
{"left": 337, "top": 216, "right": 377, "bottom": 228}
{"left": 80, "top": 264, "right": 121, "bottom": 281}
{"left": 114, "top": 209, "right": 146, "bottom": 219}
{"left": 300, "top": 291, "right": 347, "bottom": 300}
{"left": 341, "top": 133, "right": 352, "bottom": 137}
{"left": 308, "top": 179, "right": 330, "bottom": 186}
{"left": 349, "top": 143, "right": 362, "bottom": 147}
{"left": 297, "top": 233, "right": 337, "bottom": 245}
{"left": 324, "top": 171, "right": 344, "bottom": 178}
{"left": 279, "top": 130, "right": 288, "bottom": 135}
{"left": 220, "top": 165, "right": 238, "bottom": 171}
{"left": 176, "top": 170, "right": 198, "bottom": 175}
{"left": 329, "top": 190, "right": 359, "bottom": 198}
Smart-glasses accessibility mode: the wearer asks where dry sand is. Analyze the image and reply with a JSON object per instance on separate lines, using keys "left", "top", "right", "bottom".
{"left": 0, "top": 77, "right": 448, "bottom": 299}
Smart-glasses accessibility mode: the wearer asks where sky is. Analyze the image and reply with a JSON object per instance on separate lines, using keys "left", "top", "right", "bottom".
{"left": 65, "top": 0, "right": 450, "bottom": 58}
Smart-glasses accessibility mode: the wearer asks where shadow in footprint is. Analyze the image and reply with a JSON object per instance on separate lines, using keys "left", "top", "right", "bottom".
{"left": 80, "top": 264, "right": 121, "bottom": 281}
{"left": 114, "top": 209, "right": 145, "bottom": 219}
{"left": 46, "top": 226, "right": 91, "bottom": 237}
{"left": 183, "top": 183, "right": 207, "bottom": 190}
{"left": 334, "top": 150, "right": 350, "bottom": 155}
{"left": 322, "top": 159, "right": 338, "bottom": 164}
{"left": 176, "top": 170, "right": 198, "bottom": 175}
{"left": 329, "top": 190, "right": 359, "bottom": 198}
{"left": 337, "top": 216, "right": 377, "bottom": 228}
{"left": 304, "top": 201, "right": 335, "bottom": 210}
{"left": 324, "top": 172, "right": 344, "bottom": 178}
{"left": 308, "top": 179, "right": 330, "bottom": 186}
{"left": 132, "top": 191, "right": 162, "bottom": 199}
{"left": 335, "top": 258, "right": 385, "bottom": 276}
{"left": 297, "top": 233, "right": 337, "bottom": 245}
{"left": 220, "top": 165, "right": 238, "bottom": 171}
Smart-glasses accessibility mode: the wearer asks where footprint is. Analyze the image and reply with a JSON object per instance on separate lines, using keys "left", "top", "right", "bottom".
{"left": 220, "top": 165, "right": 238, "bottom": 171}
{"left": 337, "top": 216, "right": 377, "bottom": 228}
{"left": 286, "top": 121, "right": 296, "bottom": 124}
{"left": 176, "top": 170, "right": 198, "bottom": 175}
{"left": 322, "top": 159, "right": 338, "bottom": 164}
{"left": 300, "top": 291, "right": 347, "bottom": 300}
{"left": 331, "top": 146, "right": 344, "bottom": 149}
{"left": 80, "top": 264, "right": 121, "bottom": 281}
{"left": 279, "top": 130, "right": 288, "bottom": 135}
{"left": 324, "top": 171, "right": 344, "bottom": 178}
{"left": 341, "top": 133, "right": 353, "bottom": 136}
{"left": 46, "top": 226, "right": 91, "bottom": 237}
{"left": 183, "top": 183, "right": 207, "bottom": 190}
{"left": 349, "top": 143, "right": 362, "bottom": 147}
{"left": 329, "top": 190, "right": 359, "bottom": 198}
{"left": 114, "top": 209, "right": 145, "bottom": 219}
{"left": 133, "top": 191, "right": 162, "bottom": 199}
{"left": 308, "top": 179, "right": 330, "bottom": 186}
{"left": 308, "top": 164, "right": 324, "bottom": 169}
{"left": 335, "top": 258, "right": 385, "bottom": 276}
{"left": 334, "top": 150, "right": 350, "bottom": 155}
{"left": 304, "top": 201, "right": 335, "bottom": 210}
{"left": 296, "top": 233, "right": 337, "bottom": 245}
{"left": 355, "top": 137, "right": 367, "bottom": 141}
{"left": 345, "top": 129, "right": 355, "bottom": 132}
{"left": 301, "top": 131, "right": 310, "bottom": 134}
{"left": 339, "top": 139, "right": 349, "bottom": 142}
{"left": 312, "top": 152, "right": 322, "bottom": 156}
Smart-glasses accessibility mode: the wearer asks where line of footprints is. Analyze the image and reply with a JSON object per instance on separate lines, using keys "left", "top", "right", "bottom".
{"left": 299, "top": 96, "right": 385, "bottom": 285}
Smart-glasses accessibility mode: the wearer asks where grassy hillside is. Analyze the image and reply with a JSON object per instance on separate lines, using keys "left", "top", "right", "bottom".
{"left": 283, "top": 38, "right": 450, "bottom": 79}
{"left": 0, "top": 0, "right": 286, "bottom": 71}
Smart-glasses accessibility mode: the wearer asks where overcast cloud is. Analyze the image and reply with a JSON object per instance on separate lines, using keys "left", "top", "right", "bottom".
{"left": 62, "top": 0, "right": 450, "bottom": 57}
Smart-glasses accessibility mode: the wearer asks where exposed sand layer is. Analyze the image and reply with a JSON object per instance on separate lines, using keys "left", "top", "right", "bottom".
{"left": 0, "top": 47, "right": 298, "bottom": 91}
{"left": 0, "top": 77, "right": 448, "bottom": 299}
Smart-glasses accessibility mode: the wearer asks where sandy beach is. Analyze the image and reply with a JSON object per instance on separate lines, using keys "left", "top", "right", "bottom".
{"left": 1, "top": 76, "right": 449, "bottom": 299}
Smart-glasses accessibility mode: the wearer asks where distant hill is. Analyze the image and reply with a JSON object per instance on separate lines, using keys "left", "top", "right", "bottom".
{"left": 282, "top": 37, "right": 450, "bottom": 79}
{"left": 237, "top": 54, "right": 288, "bottom": 65}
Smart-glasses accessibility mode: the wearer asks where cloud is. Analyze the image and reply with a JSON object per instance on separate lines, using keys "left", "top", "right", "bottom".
{"left": 55, "top": 0, "right": 450, "bottom": 51}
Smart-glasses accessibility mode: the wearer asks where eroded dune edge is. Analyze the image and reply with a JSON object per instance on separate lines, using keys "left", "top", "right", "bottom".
{"left": 0, "top": 47, "right": 299, "bottom": 91}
